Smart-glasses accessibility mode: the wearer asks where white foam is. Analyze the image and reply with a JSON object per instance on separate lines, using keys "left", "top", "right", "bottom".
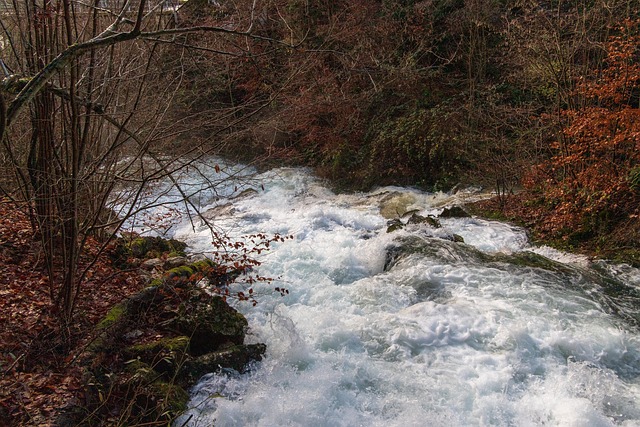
{"left": 530, "top": 245, "right": 592, "bottom": 268}
{"left": 153, "top": 165, "right": 640, "bottom": 427}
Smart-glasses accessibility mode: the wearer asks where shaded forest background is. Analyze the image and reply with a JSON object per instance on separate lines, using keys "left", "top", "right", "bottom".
{"left": 169, "top": 0, "right": 639, "bottom": 260}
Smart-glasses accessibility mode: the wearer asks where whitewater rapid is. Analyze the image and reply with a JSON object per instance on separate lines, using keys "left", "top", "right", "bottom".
{"left": 123, "top": 162, "right": 640, "bottom": 426}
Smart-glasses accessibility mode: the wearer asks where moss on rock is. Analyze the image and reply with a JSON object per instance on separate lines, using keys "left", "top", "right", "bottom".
{"left": 127, "top": 336, "right": 191, "bottom": 375}
{"left": 84, "top": 242, "right": 265, "bottom": 425}
{"left": 171, "top": 295, "right": 248, "bottom": 356}
{"left": 112, "top": 234, "right": 188, "bottom": 263}
{"left": 166, "top": 265, "right": 196, "bottom": 281}
{"left": 190, "top": 258, "right": 215, "bottom": 272}
{"left": 128, "top": 336, "right": 191, "bottom": 354}
{"left": 96, "top": 303, "right": 125, "bottom": 331}
{"left": 182, "top": 343, "right": 267, "bottom": 381}
{"left": 149, "top": 380, "right": 190, "bottom": 414}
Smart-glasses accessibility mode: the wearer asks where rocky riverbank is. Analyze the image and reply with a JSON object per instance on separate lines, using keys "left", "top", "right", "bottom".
{"left": 57, "top": 237, "right": 266, "bottom": 426}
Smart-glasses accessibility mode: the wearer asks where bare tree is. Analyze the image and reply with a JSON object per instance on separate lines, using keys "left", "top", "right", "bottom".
{"left": 0, "top": 0, "right": 289, "bottom": 328}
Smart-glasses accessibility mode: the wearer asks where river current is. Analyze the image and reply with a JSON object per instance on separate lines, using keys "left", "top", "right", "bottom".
{"left": 123, "top": 161, "right": 640, "bottom": 426}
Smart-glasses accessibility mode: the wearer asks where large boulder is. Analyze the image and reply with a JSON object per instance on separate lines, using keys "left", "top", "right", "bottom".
{"left": 379, "top": 192, "right": 417, "bottom": 219}
{"left": 169, "top": 295, "right": 248, "bottom": 356}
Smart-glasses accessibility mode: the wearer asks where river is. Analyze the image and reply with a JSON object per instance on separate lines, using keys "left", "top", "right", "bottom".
{"left": 123, "top": 161, "right": 640, "bottom": 426}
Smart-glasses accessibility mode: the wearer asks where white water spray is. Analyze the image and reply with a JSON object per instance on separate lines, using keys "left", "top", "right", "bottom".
{"left": 130, "top": 165, "right": 640, "bottom": 427}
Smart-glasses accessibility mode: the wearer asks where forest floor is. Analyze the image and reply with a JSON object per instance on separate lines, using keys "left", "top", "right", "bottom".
{"left": 0, "top": 200, "right": 147, "bottom": 426}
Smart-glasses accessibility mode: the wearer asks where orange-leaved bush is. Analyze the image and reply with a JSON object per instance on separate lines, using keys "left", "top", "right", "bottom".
{"left": 527, "top": 19, "right": 640, "bottom": 239}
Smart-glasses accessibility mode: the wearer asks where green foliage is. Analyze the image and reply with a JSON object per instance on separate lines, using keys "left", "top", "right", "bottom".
{"left": 363, "top": 103, "right": 459, "bottom": 189}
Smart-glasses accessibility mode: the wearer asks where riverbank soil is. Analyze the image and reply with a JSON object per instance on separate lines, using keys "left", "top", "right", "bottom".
{"left": 0, "top": 200, "right": 147, "bottom": 426}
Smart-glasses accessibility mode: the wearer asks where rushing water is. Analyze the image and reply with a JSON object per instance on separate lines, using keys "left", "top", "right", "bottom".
{"left": 126, "top": 162, "right": 640, "bottom": 426}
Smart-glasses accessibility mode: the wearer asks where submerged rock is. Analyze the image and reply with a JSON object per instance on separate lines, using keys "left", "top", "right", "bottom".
{"left": 386, "top": 218, "right": 404, "bottom": 233}
{"left": 407, "top": 213, "right": 441, "bottom": 228}
{"left": 439, "top": 206, "right": 470, "bottom": 218}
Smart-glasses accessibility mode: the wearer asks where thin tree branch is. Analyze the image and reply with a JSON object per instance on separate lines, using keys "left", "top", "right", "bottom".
{"left": 5, "top": 22, "right": 292, "bottom": 127}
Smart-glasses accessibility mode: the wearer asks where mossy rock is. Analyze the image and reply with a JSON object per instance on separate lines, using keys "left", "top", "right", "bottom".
{"left": 439, "top": 206, "right": 470, "bottom": 218}
{"left": 190, "top": 258, "right": 215, "bottom": 272}
{"left": 96, "top": 303, "right": 126, "bottom": 331}
{"left": 385, "top": 235, "right": 570, "bottom": 273}
{"left": 386, "top": 219, "right": 404, "bottom": 233}
{"left": 170, "top": 296, "right": 248, "bottom": 356}
{"left": 127, "top": 336, "right": 191, "bottom": 375}
{"left": 182, "top": 343, "right": 267, "bottom": 381}
{"left": 133, "top": 236, "right": 187, "bottom": 258}
{"left": 130, "top": 237, "right": 151, "bottom": 258}
{"left": 90, "top": 304, "right": 127, "bottom": 352}
{"left": 128, "top": 336, "right": 190, "bottom": 354}
{"left": 147, "top": 277, "right": 164, "bottom": 288}
{"left": 85, "top": 270, "right": 265, "bottom": 425}
{"left": 407, "top": 213, "right": 441, "bottom": 228}
{"left": 110, "top": 235, "right": 188, "bottom": 267}
{"left": 166, "top": 265, "right": 196, "bottom": 281}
